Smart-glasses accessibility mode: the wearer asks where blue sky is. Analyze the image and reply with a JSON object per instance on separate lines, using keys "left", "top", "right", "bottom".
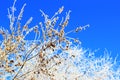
{"left": 0, "top": 0, "right": 120, "bottom": 59}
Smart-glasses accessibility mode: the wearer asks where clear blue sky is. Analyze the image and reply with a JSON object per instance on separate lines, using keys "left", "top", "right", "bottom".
{"left": 0, "top": 0, "right": 120, "bottom": 59}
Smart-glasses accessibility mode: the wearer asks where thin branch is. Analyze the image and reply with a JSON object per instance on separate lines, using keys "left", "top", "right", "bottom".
{"left": 12, "top": 44, "right": 39, "bottom": 80}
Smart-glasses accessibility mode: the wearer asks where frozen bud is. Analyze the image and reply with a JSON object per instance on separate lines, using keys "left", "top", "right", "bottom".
{"left": 58, "top": 6, "right": 64, "bottom": 14}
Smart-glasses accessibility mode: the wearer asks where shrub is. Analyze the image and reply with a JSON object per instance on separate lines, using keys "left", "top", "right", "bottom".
{"left": 0, "top": 0, "right": 119, "bottom": 80}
